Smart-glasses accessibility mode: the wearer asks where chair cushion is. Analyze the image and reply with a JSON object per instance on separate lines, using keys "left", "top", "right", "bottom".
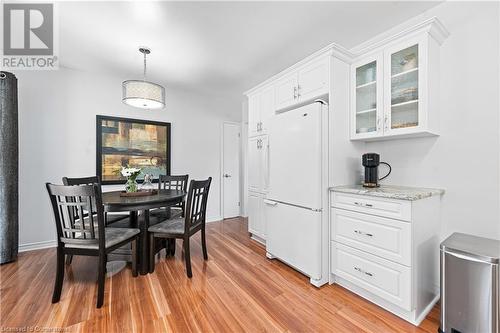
{"left": 65, "top": 227, "right": 139, "bottom": 250}
{"left": 148, "top": 217, "right": 185, "bottom": 235}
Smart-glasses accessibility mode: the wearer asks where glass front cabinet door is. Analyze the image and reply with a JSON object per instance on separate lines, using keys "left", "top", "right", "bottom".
{"left": 350, "top": 30, "right": 444, "bottom": 141}
{"left": 383, "top": 38, "right": 424, "bottom": 136}
{"left": 350, "top": 55, "right": 383, "bottom": 139}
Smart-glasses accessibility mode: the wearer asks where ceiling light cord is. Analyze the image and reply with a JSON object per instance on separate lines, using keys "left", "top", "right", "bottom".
{"left": 143, "top": 52, "right": 147, "bottom": 81}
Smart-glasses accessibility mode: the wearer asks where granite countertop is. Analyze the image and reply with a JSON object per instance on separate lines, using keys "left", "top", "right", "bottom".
{"left": 330, "top": 185, "right": 445, "bottom": 201}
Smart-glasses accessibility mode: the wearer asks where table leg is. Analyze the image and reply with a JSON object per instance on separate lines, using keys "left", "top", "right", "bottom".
{"left": 138, "top": 209, "right": 150, "bottom": 275}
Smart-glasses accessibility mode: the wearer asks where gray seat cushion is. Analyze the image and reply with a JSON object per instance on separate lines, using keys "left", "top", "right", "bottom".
{"left": 148, "top": 217, "right": 185, "bottom": 235}
{"left": 65, "top": 227, "right": 139, "bottom": 249}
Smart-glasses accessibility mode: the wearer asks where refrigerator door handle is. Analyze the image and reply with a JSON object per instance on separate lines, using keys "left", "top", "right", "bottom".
{"left": 263, "top": 199, "right": 278, "bottom": 206}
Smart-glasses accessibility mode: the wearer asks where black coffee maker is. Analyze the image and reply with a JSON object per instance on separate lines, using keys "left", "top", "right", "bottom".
{"left": 362, "top": 153, "right": 391, "bottom": 187}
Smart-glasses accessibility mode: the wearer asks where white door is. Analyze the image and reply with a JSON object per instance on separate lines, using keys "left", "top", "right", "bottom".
{"left": 274, "top": 73, "right": 298, "bottom": 110}
{"left": 248, "top": 94, "right": 260, "bottom": 137}
{"left": 297, "top": 58, "right": 329, "bottom": 102}
{"left": 267, "top": 102, "right": 323, "bottom": 209}
{"left": 222, "top": 122, "right": 241, "bottom": 219}
{"left": 264, "top": 200, "right": 322, "bottom": 279}
{"left": 247, "top": 192, "right": 262, "bottom": 236}
{"left": 259, "top": 86, "right": 275, "bottom": 134}
{"left": 247, "top": 136, "right": 261, "bottom": 192}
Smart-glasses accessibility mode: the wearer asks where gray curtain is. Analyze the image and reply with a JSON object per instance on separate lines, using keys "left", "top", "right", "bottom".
{"left": 0, "top": 71, "right": 18, "bottom": 264}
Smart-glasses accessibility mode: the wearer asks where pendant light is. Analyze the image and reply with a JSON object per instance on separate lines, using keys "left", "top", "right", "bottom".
{"left": 122, "top": 47, "right": 165, "bottom": 109}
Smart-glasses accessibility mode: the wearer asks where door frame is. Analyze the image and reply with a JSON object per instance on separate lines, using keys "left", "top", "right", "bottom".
{"left": 220, "top": 121, "right": 241, "bottom": 219}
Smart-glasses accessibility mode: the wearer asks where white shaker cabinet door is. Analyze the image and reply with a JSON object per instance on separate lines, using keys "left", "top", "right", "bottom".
{"left": 275, "top": 73, "right": 298, "bottom": 110}
{"left": 297, "top": 57, "right": 329, "bottom": 102}
{"left": 247, "top": 137, "right": 262, "bottom": 192}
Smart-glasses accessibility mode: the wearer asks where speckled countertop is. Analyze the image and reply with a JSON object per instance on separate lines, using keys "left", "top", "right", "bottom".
{"left": 330, "top": 185, "right": 445, "bottom": 201}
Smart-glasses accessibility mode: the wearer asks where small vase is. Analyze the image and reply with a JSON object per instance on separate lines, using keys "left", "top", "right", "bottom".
{"left": 125, "top": 178, "right": 138, "bottom": 193}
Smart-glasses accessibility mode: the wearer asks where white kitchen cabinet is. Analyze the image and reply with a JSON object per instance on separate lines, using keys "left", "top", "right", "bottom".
{"left": 274, "top": 57, "right": 329, "bottom": 111}
{"left": 330, "top": 187, "right": 443, "bottom": 325}
{"left": 248, "top": 86, "right": 275, "bottom": 137}
{"left": 274, "top": 73, "right": 298, "bottom": 110}
{"left": 248, "top": 191, "right": 266, "bottom": 241}
{"left": 247, "top": 135, "right": 268, "bottom": 193}
{"left": 350, "top": 23, "right": 447, "bottom": 141}
{"left": 297, "top": 57, "right": 329, "bottom": 102}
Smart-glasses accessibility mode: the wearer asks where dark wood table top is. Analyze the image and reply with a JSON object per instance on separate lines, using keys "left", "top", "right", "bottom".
{"left": 102, "top": 189, "right": 186, "bottom": 212}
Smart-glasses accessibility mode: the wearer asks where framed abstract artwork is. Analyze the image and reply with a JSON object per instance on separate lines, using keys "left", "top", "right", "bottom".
{"left": 96, "top": 115, "right": 171, "bottom": 185}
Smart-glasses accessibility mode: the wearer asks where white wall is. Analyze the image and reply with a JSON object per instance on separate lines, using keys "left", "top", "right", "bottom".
{"left": 14, "top": 67, "right": 240, "bottom": 249}
{"left": 359, "top": 2, "right": 500, "bottom": 240}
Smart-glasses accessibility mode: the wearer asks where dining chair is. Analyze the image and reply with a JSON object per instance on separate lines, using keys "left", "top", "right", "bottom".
{"left": 62, "top": 176, "right": 130, "bottom": 225}
{"left": 62, "top": 176, "right": 130, "bottom": 265}
{"left": 46, "top": 183, "right": 139, "bottom": 308}
{"left": 153, "top": 174, "right": 189, "bottom": 218}
{"left": 148, "top": 177, "right": 212, "bottom": 278}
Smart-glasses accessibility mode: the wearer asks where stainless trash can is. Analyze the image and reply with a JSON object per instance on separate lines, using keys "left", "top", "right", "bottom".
{"left": 440, "top": 233, "right": 500, "bottom": 333}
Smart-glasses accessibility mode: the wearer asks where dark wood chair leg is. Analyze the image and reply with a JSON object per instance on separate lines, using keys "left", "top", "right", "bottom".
{"left": 131, "top": 238, "right": 138, "bottom": 277}
{"left": 96, "top": 253, "right": 106, "bottom": 308}
{"left": 52, "top": 247, "right": 65, "bottom": 303}
{"left": 149, "top": 234, "right": 155, "bottom": 273}
{"left": 170, "top": 239, "right": 176, "bottom": 256}
{"left": 65, "top": 254, "right": 73, "bottom": 265}
{"left": 183, "top": 238, "right": 192, "bottom": 278}
{"left": 201, "top": 228, "right": 208, "bottom": 260}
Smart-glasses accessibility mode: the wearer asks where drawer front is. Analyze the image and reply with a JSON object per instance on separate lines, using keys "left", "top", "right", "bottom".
{"left": 331, "top": 242, "right": 411, "bottom": 311}
{"left": 331, "top": 208, "right": 411, "bottom": 266}
{"left": 332, "top": 192, "right": 411, "bottom": 221}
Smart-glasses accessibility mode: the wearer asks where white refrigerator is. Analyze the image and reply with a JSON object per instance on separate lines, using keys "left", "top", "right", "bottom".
{"left": 264, "top": 101, "right": 326, "bottom": 281}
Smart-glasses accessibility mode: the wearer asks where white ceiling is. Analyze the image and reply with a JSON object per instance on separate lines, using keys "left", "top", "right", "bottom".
{"left": 59, "top": 1, "right": 442, "bottom": 99}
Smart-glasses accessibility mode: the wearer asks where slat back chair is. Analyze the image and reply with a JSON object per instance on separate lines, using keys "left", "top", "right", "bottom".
{"left": 46, "top": 183, "right": 138, "bottom": 308}
{"left": 149, "top": 177, "right": 212, "bottom": 278}
{"left": 48, "top": 183, "right": 104, "bottom": 248}
{"left": 184, "top": 178, "right": 212, "bottom": 235}
{"left": 63, "top": 176, "right": 129, "bottom": 225}
{"left": 158, "top": 174, "right": 189, "bottom": 217}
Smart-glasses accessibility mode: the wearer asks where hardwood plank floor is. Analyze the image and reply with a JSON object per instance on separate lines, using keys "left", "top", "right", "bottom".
{"left": 0, "top": 218, "right": 440, "bottom": 332}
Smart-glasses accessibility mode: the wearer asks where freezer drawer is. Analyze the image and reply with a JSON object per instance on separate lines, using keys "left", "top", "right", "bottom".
{"left": 264, "top": 200, "right": 322, "bottom": 279}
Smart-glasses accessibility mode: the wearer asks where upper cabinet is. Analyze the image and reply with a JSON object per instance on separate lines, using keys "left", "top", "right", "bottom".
{"left": 248, "top": 86, "right": 274, "bottom": 137}
{"left": 350, "top": 19, "right": 449, "bottom": 141}
{"left": 275, "top": 57, "right": 329, "bottom": 110}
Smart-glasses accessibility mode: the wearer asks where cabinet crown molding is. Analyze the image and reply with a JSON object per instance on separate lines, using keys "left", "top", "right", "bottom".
{"left": 350, "top": 17, "right": 450, "bottom": 58}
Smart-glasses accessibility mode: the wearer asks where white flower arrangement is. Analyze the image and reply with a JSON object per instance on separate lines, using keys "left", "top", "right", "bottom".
{"left": 117, "top": 166, "right": 142, "bottom": 192}
{"left": 120, "top": 167, "right": 142, "bottom": 178}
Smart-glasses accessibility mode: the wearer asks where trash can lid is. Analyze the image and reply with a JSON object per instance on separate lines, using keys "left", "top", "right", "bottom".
{"left": 440, "top": 233, "right": 500, "bottom": 264}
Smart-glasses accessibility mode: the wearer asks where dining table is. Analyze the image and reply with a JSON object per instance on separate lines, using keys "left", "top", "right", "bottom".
{"left": 102, "top": 189, "right": 186, "bottom": 275}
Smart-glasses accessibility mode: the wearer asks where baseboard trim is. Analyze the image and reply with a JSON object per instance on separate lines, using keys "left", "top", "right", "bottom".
{"left": 206, "top": 216, "right": 223, "bottom": 223}
{"left": 19, "top": 240, "right": 57, "bottom": 253}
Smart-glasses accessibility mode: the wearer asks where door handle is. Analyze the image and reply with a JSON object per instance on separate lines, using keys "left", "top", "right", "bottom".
{"left": 223, "top": 174, "right": 231, "bottom": 178}
{"left": 293, "top": 86, "right": 297, "bottom": 99}
{"left": 263, "top": 200, "right": 277, "bottom": 206}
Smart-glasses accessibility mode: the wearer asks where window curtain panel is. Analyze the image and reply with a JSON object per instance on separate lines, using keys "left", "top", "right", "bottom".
{"left": 0, "top": 72, "right": 18, "bottom": 264}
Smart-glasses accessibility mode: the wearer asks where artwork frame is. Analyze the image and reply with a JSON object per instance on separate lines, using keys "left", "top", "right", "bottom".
{"left": 96, "top": 115, "right": 171, "bottom": 185}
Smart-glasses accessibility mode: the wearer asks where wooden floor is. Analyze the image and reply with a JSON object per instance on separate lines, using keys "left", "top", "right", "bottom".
{"left": 1, "top": 218, "right": 439, "bottom": 332}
